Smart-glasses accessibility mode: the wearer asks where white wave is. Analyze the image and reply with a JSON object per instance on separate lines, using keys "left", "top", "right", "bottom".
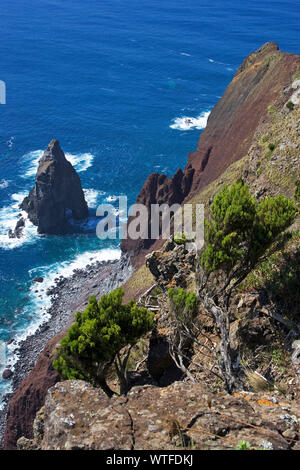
{"left": 22, "top": 150, "right": 43, "bottom": 178}
{"left": 0, "top": 192, "right": 38, "bottom": 250}
{"left": 105, "top": 195, "right": 118, "bottom": 202}
{"left": 180, "top": 52, "right": 191, "bottom": 57}
{"left": 83, "top": 188, "right": 102, "bottom": 208}
{"left": 0, "top": 179, "right": 9, "bottom": 189}
{"left": 65, "top": 152, "right": 94, "bottom": 173}
{"left": 21, "top": 149, "right": 95, "bottom": 178}
{"left": 208, "top": 58, "right": 230, "bottom": 66}
{"left": 170, "top": 110, "right": 210, "bottom": 131}
{"left": 3, "top": 247, "right": 121, "bottom": 382}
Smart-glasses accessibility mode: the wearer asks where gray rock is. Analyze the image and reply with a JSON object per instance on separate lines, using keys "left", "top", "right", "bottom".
{"left": 292, "top": 340, "right": 300, "bottom": 365}
{"left": 2, "top": 369, "right": 13, "bottom": 380}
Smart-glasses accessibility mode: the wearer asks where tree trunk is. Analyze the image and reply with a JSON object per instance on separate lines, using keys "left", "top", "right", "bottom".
{"left": 204, "top": 298, "right": 237, "bottom": 393}
{"left": 97, "top": 378, "right": 114, "bottom": 398}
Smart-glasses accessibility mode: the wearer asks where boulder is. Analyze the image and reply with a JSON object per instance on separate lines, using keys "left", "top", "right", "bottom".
{"left": 8, "top": 217, "right": 25, "bottom": 239}
{"left": 2, "top": 369, "right": 13, "bottom": 380}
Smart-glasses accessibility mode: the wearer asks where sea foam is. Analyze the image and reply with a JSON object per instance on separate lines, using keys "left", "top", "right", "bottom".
{"left": 0, "top": 180, "right": 9, "bottom": 190}
{"left": 21, "top": 149, "right": 95, "bottom": 178}
{"left": 0, "top": 192, "right": 37, "bottom": 250}
{"left": 170, "top": 110, "right": 210, "bottom": 131}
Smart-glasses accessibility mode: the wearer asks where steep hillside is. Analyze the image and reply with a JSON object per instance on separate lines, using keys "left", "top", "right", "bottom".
{"left": 3, "top": 43, "right": 300, "bottom": 450}
{"left": 121, "top": 42, "right": 300, "bottom": 265}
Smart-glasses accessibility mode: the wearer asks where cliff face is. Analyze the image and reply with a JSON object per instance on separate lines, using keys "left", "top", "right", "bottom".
{"left": 17, "top": 380, "right": 300, "bottom": 450}
{"left": 121, "top": 42, "right": 300, "bottom": 265}
{"left": 3, "top": 43, "right": 300, "bottom": 450}
{"left": 21, "top": 139, "right": 88, "bottom": 234}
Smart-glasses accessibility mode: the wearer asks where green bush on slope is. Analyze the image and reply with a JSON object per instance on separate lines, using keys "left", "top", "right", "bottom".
{"left": 53, "top": 287, "right": 154, "bottom": 396}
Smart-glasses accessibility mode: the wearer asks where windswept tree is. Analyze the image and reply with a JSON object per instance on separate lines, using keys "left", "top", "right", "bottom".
{"left": 53, "top": 287, "right": 154, "bottom": 396}
{"left": 197, "top": 180, "right": 298, "bottom": 392}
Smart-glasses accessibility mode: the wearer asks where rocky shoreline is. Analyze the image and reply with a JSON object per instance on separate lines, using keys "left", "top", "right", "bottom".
{"left": 0, "top": 252, "right": 132, "bottom": 447}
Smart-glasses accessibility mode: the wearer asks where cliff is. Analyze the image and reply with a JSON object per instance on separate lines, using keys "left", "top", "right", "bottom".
{"left": 17, "top": 380, "right": 300, "bottom": 450}
{"left": 3, "top": 43, "right": 300, "bottom": 450}
{"left": 21, "top": 139, "right": 88, "bottom": 234}
{"left": 121, "top": 42, "right": 300, "bottom": 265}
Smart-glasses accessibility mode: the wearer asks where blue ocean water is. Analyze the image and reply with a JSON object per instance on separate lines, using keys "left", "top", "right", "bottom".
{"left": 0, "top": 0, "right": 299, "bottom": 401}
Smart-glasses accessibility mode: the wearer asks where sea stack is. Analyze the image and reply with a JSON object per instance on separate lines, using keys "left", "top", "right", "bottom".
{"left": 20, "top": 139, "right": 88, "bottom": 234}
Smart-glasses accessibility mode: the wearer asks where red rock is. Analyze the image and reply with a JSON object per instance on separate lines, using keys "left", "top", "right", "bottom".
{"left": 3, "top": 334, "right": 62, "bottom": 450}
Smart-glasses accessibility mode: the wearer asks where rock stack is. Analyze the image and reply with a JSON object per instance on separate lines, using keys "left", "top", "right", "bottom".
{"left": 20, "top": 139, "right": 88, "bottom": 234}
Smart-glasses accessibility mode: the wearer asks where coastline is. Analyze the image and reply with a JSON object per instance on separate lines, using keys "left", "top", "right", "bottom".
{"left": 0, "top": 252, "right": 132, "bottom": 447}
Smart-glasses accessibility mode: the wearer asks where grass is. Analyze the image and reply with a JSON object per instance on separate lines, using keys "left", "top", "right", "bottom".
{"left": 244, "top": 369, "right": 273, "bottom": 392}
{"left": 122, "top": 264, "right": 155, "bottom": 302}
{"left": 267, "top": 104, "right": 277, "bottom": 116}
{"left": 292, "top": 70, "right": 300, "bottom": 81}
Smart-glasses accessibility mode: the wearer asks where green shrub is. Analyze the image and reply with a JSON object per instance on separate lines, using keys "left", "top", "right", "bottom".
{"left": 168, "top": 288, "right": 198, "bottom": 324}
{"left": 286, "top": 101, "right": 295, "bottom": 111}
{"left": 174, "top": 232, "right": 187, "bottom": 245}
{"left": 53, "top": 287, "right": 154, "bottom": 396}
{"left": 261, "top": 135, "right": 269, "bottom": 143}
{"left": 268, "top": 143, "right": 275, "bottom": 151}
{"left": 200, "top": 181, "right": 298, "bottom": 275}
{"left": 235, "top": 441, "right": 251, "bottom": 450}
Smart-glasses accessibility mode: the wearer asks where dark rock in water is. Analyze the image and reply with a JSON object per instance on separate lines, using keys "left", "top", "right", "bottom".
{"left": 2, "top": 369, "right": 13, "bottom": 380}
{"left": 33, "top": 277, "right": 44, "bottom": 283}
{"left": 8, "top": 217, "right": 25, "bottom": 239}
{"left": 20, "top": 139, "right": 88, "bottom": 234}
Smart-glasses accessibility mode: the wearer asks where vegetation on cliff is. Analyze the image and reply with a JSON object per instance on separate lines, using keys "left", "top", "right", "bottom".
{"left": 53, "top": 288, "right": 154, "bottom": 396}
{"left": 196, "top": 181, "right": 297, "bottom": 392}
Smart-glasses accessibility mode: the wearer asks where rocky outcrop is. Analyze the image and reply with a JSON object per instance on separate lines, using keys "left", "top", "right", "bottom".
{"left": 21, "top": 139, "right": 88, "bottom": 234}
{"left": 18, "top": 380, "right": 300, "bottom": 450}
{"left": 121, "top": 43, "right": 300, "bottom": 264}
{"left": 121, "top": 168, "right": 194, "bottom": 264}
{"left": 8, "top": 217, "right": 25, "bottom": 239}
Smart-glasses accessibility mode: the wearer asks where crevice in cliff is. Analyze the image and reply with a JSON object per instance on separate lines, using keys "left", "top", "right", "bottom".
{"left": 126, "top": 408, "right": 136, "bottom": 450}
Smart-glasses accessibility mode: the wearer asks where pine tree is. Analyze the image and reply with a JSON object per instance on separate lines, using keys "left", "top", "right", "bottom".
{"left": 53, "top": 287, "right": 154, "bottom": 396}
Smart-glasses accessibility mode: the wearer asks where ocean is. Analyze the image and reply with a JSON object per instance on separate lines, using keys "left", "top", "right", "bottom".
{"left": 0, "top": 0, "right": 299, "bottom": 403}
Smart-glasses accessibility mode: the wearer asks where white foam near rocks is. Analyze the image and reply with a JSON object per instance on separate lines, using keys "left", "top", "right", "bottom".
{"left": 0, "top": 192, "right": 37, "bottom": 250}
{"left": 170, "top": 110, "right": 210, "bottom": 131}
{"left": 21, "top": 149, "right": 95, "bottom": 178}
{"left": 83, "top": 188, "right": 106, "bottom": 208}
